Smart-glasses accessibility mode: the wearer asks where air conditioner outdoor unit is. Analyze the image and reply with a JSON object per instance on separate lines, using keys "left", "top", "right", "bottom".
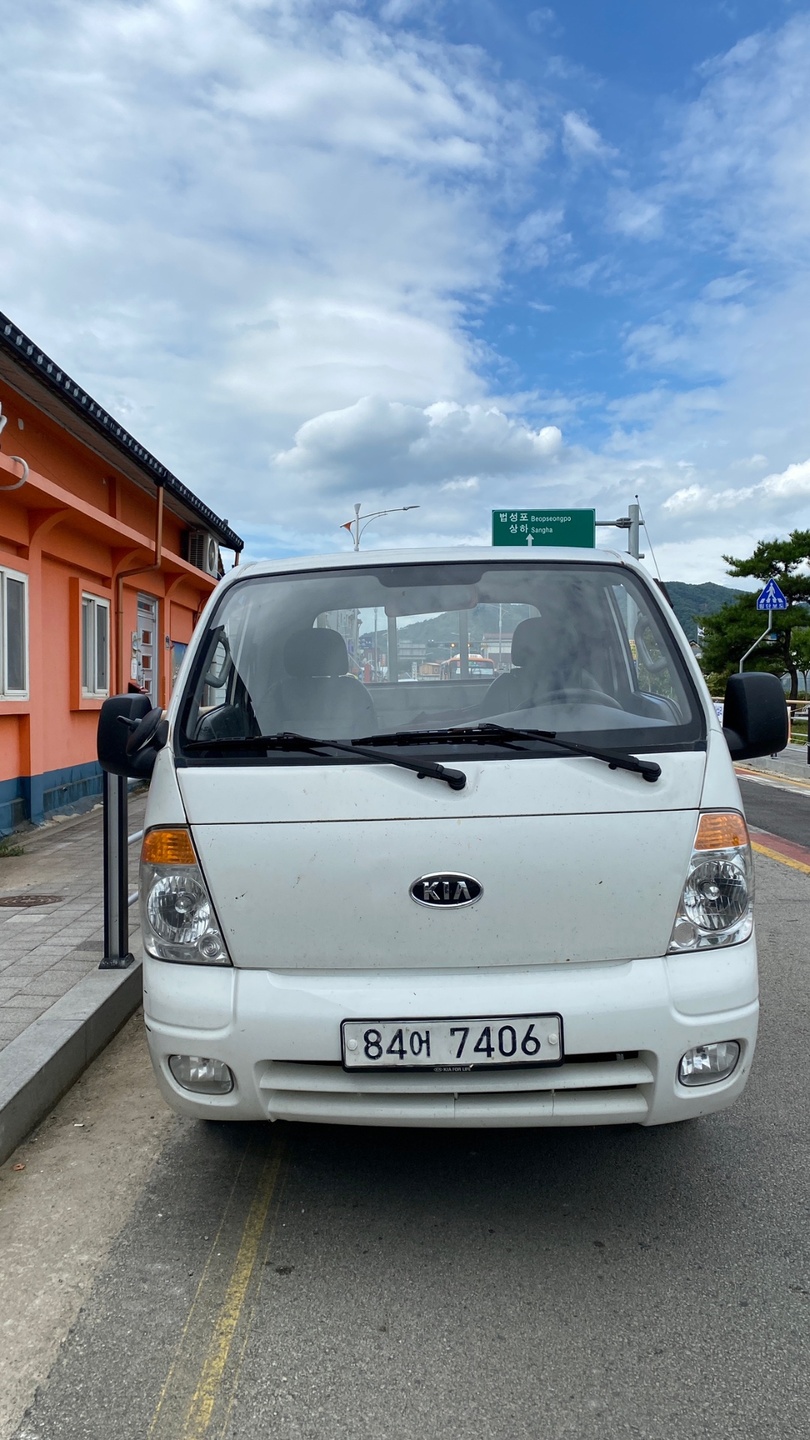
{"left": 187, "top": 529, "right": 219, "bottom": 576}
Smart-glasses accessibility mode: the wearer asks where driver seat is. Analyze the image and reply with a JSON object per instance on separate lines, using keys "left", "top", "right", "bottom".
{"left": 479, "top": 617, "right": 595, "bottom": 718}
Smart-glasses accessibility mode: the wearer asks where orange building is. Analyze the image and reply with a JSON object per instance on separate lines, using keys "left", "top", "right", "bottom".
{"left": 0, "top": 313, "right": 243, "bottom": 835}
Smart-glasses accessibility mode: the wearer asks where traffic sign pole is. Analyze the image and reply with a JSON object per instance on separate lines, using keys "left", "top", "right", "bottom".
{"left": 740, "top": 577, "right": 790, "bottom": 670}
{"left": 739, "top": 610, "right": 773, "bottom": 672}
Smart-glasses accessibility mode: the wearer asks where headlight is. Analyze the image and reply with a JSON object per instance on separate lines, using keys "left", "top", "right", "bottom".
{"left": 668, "top": 812, "right": 753, "bottom": 952}
{"left": 140, "top": 828, "right": 231, "bottom": 965}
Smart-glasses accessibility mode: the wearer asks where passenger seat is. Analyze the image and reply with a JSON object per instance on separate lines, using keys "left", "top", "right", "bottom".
{"left": 262, "top": 629, "right": 376, "bottom": 738}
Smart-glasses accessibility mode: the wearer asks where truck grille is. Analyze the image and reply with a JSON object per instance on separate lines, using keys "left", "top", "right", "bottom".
{"left": 257, "top": 1054, "right": 652, "bottom": 1126}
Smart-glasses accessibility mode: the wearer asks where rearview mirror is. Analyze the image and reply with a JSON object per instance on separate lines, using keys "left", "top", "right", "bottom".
{"left": 722, "top": 672, "right": 788, "bottom": 761}
{"left": 97, "top": 694, "right": 168, "bottom": 779}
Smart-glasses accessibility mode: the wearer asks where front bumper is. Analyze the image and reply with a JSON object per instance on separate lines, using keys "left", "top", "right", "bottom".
{"left": 142, "top": 940, "right": 759, "bottom": 1128}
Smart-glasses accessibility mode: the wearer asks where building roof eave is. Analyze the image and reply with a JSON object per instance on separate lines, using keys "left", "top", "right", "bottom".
{"left": 0, "top": 313, "right": 244, "bottom": 553}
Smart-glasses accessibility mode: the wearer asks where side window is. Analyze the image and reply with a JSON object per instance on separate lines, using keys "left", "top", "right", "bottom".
{"left": 1, "top": 567, "right": 29, "bottom": 699}
{"left": 81, "top": 594, "right": 110, "bottom": 698}
{"left": 609, "top": 583, "right": 684, "bottom": 709}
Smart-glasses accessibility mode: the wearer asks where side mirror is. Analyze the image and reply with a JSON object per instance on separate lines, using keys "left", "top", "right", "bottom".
{"left": 722, "top": 672, "right": 788, "bottom": 761}
{"left": 97, "top": 694, "right": 168, "bottom": 779}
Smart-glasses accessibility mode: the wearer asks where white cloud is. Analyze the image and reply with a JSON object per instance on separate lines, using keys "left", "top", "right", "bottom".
{"left": 512, "top": 206, "right": 566, "bottom": 268}
{"left": 592, "top": 17, "right": 810, "bottom": 578}
{"left": 3, "top": 2, "right": 810, "bottom": 588}
{"left": 662, "top": 484, "right": 708, "bottom": 515}
{"left": 665, "top": 16, "right": 810, "bottom": 260}
{"left": 701, "top": 273, "right": 752, "bottom": 302}
{"left": 275, "top": 396, "right": 563, "bottom": 490}
{"left": 0, "top": 0, "right": 552, "bottom": 533}
{"left": 441, "top": 477, "right": 480, "bottom": 492}
{"left": 562, "top": 111, "right": 615, "bottom": 163}
{"left": 607, "top": 189, "right": 663, "bottom": 240}
{"left": 527, "top": 8, "right": 559, "bottom": 37}
{"left": 762, "top": 458, "right": 810, "bottom": 498}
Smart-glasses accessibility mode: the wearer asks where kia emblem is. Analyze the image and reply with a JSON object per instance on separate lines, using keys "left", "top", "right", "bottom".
{"left": 410, "top": 872, "right": 483, "bottom": 908}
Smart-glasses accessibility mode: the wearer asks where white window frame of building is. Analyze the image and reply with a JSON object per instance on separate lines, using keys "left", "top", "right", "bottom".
{"left": 81, "top": 593, "right": 111, "bottom": 699}
{"left": 0, "top": 565, "right": 29, "bottom": 700}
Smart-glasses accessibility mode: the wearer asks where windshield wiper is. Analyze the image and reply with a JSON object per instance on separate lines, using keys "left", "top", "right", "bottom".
{"left": 357, "top": 723, "right": 661, "bottom": 783}
{"left": 184, "top": 731, "right": 467, "bottom": 791}
{"left": 473, "top": 723, "right": 661, "bottom": 782}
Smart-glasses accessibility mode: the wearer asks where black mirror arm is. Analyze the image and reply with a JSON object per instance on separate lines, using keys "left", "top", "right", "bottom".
{"left": 722, "top": 727, "right": 745, "bottom": 760}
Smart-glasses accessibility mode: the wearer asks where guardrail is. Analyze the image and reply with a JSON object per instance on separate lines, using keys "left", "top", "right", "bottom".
{"left": 99, "top": 773, "right": 141, "bottom": 970}
{"left": 784, "top": 699, "right": 810, "bottom": 745}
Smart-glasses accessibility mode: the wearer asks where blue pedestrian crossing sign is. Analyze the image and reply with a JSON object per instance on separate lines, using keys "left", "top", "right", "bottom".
{"left": 756, "top": 579, "right": 788, "bottom": 611}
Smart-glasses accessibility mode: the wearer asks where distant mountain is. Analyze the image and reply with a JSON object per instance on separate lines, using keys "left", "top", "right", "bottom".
{"left": 359, "top": 583, "right": 746, "bottom": 652}
{"left": 663, "top": 581, "right": 746, "bottom": 639}
{"left": 360, "top": 604, "right": 534, "bottom": 654}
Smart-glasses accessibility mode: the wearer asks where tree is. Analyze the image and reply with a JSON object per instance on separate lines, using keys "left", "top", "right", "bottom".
{"left": 698, "top": 530, "right": 810, "bottom": 700}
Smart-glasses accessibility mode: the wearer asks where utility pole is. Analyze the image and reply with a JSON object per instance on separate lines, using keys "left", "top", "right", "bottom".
{"left": 595, "top": 502, "right": 643, "bottom": 559}
{"left": 628, "top": 502, "right": 641, "bottom": 561}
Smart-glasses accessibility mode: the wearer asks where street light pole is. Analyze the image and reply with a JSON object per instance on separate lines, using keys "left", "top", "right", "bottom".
{"left": 341, "top": 503, "right": 420, "bottom": 550}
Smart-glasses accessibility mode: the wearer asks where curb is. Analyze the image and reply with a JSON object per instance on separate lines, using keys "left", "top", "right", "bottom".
{"left": 0, "top": 959, "right": 143, "bottom": 1166}
{"left": 735, "top": 746, "right": 809, "bottom": 785}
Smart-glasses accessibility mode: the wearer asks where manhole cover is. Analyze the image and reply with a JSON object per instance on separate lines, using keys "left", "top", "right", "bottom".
{"left": 0, "top": 894, "right": 64, "bottom": 908}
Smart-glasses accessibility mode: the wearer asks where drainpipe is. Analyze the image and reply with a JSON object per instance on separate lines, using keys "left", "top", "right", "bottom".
{"left": 115, "top": 483, "right": 165, "bottom": 694}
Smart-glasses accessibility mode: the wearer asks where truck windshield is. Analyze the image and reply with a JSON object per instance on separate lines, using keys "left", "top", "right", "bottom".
{"left": 177, "top": 559, "right": 704, "bottom": 760}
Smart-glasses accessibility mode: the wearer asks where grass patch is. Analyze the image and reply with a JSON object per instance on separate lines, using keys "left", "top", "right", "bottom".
{"left": 0, "top": 843, "right": 25, "bottom": 857}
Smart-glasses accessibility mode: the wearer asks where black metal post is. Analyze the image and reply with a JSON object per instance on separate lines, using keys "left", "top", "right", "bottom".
{"left": 100, "top": 772, "right": 135, "bottom": 968}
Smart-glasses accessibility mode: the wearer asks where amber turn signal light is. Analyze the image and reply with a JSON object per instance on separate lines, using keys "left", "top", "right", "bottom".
{"left": 141, "top": 828, "right": 197, "bottom": 865}
{"left": 694, "top": 812, "right": 749, "bottom": 851}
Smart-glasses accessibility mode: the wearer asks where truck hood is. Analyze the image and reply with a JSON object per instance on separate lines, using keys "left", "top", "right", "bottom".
{"left": 178, "top": 752, "right": 705, "bottom": 971}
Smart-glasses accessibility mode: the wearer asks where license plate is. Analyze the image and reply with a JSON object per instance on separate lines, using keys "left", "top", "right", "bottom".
{"left": 341, "top": 1014, "right": 563, "bottom": 1070}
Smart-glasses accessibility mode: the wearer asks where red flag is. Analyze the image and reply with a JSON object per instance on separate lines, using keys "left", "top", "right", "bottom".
{"left": 340, "top": 521, "right": 354, "bottom": 532}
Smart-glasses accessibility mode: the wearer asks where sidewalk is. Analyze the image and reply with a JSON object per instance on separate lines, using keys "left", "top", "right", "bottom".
{"left": 0, "top": 793, "right": 146, "bottom": 1164}
{"left": 736, "top": 742, "right": 809, "bottom": 784}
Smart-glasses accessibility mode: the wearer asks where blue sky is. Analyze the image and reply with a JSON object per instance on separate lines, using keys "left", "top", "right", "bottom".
{"left": 2, "top": 0, "right": 810, "bottom": 581}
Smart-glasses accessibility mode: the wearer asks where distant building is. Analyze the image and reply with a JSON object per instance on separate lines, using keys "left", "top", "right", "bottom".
{"left": 481, "top": 633, "right": 514, "bottom": 670}
{"left": 0, "top": 313, "right": 243, "bottom": 833}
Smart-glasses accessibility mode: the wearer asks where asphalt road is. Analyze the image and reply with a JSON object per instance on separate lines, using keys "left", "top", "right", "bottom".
{"left": 739, "top": 774, "right": 810, "bottom": 848}
{"left": 3, "top": 802, "right": 809, "bottom": 1440}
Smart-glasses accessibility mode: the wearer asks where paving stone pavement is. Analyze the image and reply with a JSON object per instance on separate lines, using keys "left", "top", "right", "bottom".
{"left": 0, "top": 792, "right": 146, "bottom": 1053}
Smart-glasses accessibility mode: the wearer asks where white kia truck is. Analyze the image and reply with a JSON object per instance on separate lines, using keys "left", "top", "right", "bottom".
{"left": 98, "top": 548, "right": 787, "bottom": 1128}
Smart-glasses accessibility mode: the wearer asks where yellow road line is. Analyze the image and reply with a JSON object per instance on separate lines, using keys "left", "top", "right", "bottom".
{"left": 181, "top": 1147, "right": 285, "bottom": 1440}
{"left": 148, "top": 1148, "right": 251, "bottom": 1439}
{"left": 218, "top": 1165, "right": 290, "bottom": 1438}
{"left": 148, "top": 1140, "right": 285, "bottom": 1440}
{"left": 752, "top": 841, "right": 810, "bottom": 875}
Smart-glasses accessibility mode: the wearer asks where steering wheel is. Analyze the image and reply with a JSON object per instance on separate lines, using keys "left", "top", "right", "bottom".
{"left": 542, "top": 687, "right": 624, "bottom": 711}
{"left": 125, "top": 707, "right": 168, "bottom": 758}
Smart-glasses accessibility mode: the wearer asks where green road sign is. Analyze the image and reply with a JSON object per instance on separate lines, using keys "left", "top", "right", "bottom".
{"left": 491, "top": 508, "right": 596, "bottom": 547}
